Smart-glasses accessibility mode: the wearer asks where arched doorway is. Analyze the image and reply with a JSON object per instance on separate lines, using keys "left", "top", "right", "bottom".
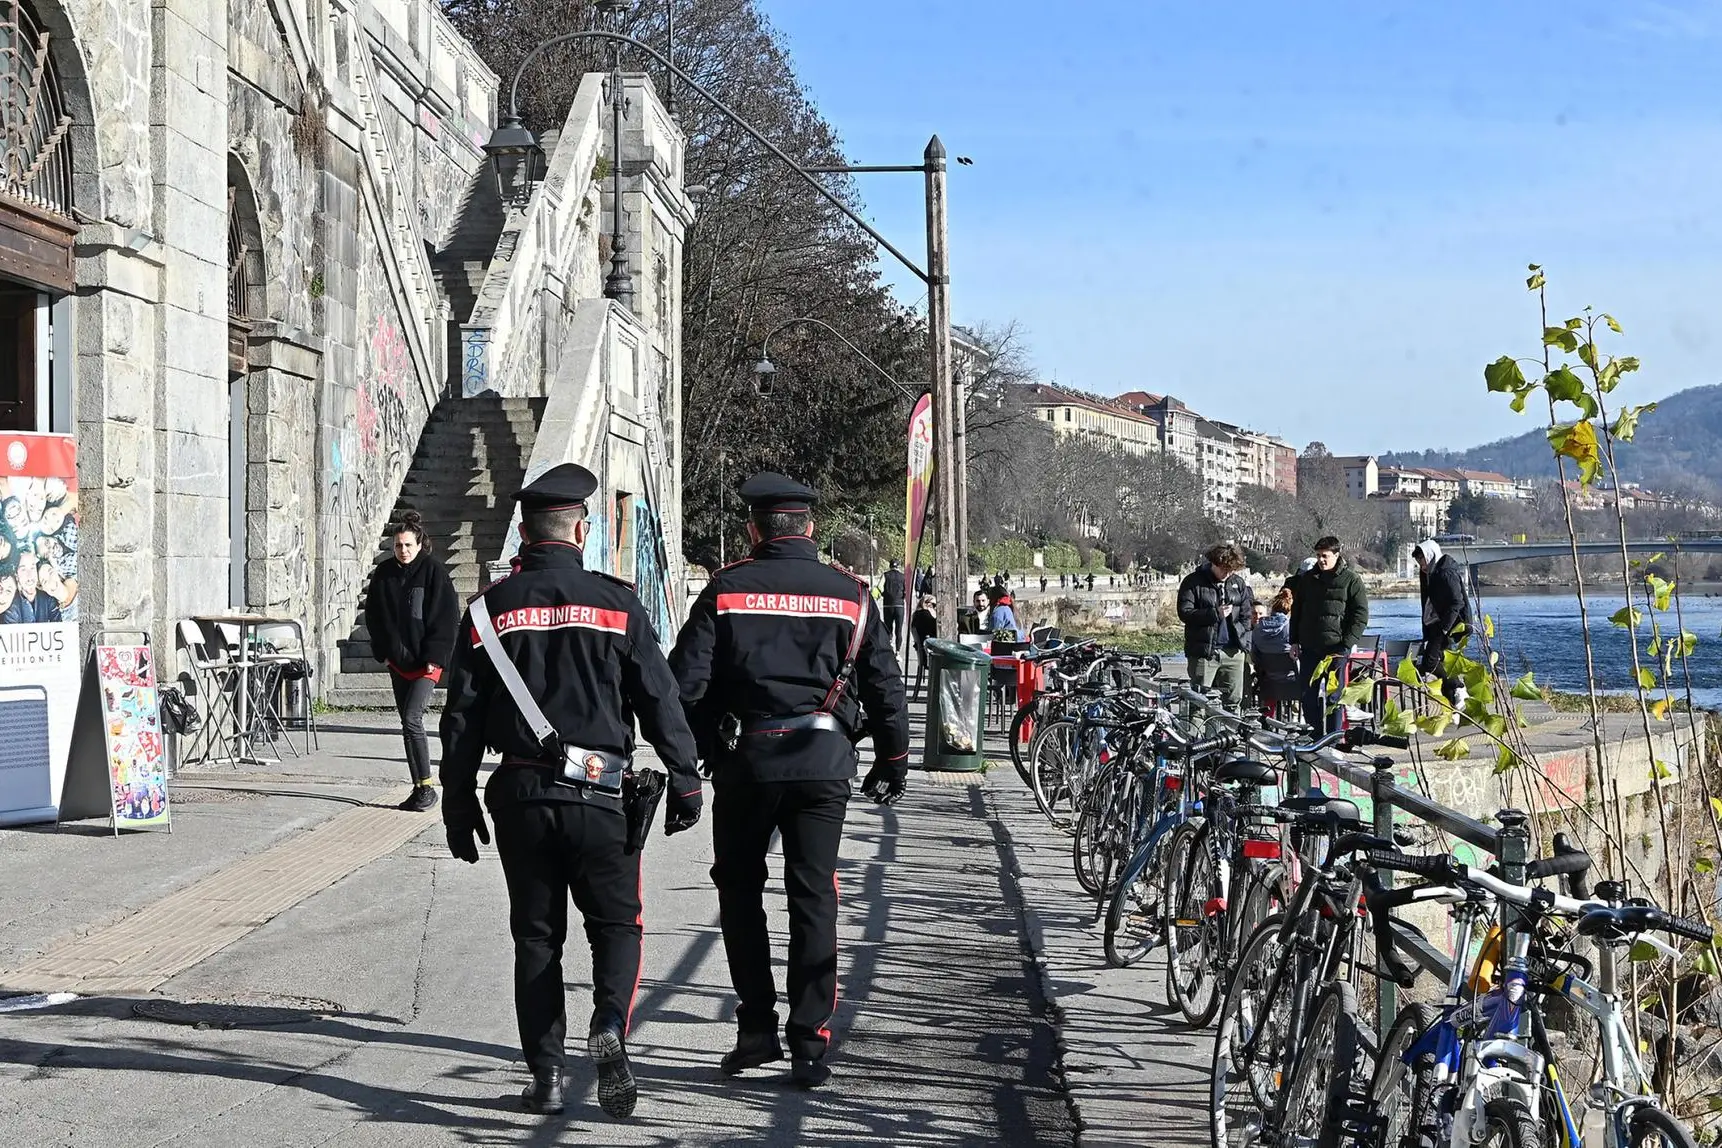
{"left": 0, "top": 0, "right": 76, "bottom": 435}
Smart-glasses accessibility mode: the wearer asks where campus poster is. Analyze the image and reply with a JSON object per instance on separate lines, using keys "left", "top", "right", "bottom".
{"left": 94, "top": 645, "right": 170, "bottom": 829}
{"left": 0, "top": 433, "right": 79, "bottom": 826}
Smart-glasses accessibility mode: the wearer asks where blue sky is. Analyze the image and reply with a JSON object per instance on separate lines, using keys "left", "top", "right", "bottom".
{"left": 760, "top": 0, "right": 1722, "bottom": 456}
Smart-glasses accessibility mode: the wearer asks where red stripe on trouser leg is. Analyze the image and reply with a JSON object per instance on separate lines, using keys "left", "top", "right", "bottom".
{"left": 626, "top": 864, "right": 643, "bottom": 1036}
{"left": 817, "top": 870, "right": 838, "bottom": 1045}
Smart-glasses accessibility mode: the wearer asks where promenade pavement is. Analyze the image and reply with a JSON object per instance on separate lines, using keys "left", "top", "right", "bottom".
{"left": 0, "top": 713, "right": 1078, "bottom": 1147}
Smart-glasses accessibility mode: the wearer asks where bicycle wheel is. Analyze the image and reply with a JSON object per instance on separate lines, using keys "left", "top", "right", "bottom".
{"left": 1210, "top": 913, "right": 1291, "bottom": 1148}
{"left": 1626, "top": 1106, "right": 1700, "bottom": 1148}
{"left": 1280, "top": 982, "right": 1366, "bottom": 1148}
{"left": 1103, "top": 832, "right": 1171, "bottom": 968}
{"left": 1477, "top": 1098, "right": 1539, "bottom": 1148}
{"left": 1166, "top": 822, "right": 1224, "bottom": 1027}
{"left": 1071, "top": 776, "right": 1112, "bottom": 896}
{"left": 1008, "top": 698, "right": 1043, "bottom": 787}
{"left": 1366, "top": 1002, "right": 1435, "bottom": 1148}
{"left": 1028, "top": 718, "right": 1078, "bottom": 829}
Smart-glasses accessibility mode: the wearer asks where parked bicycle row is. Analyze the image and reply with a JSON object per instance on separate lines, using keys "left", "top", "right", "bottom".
{"left": 1000, "top": 639, "right": 1714, "bottom": 1148}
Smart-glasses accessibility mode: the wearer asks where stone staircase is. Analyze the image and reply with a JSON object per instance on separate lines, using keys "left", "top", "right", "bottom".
{"left": 325, "top": 394, "right": 547, "bottom": 707}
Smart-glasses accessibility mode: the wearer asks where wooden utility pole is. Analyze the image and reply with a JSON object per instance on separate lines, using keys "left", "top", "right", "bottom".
{"left": 925, "top": 135, "right": 960, "bottom": 636}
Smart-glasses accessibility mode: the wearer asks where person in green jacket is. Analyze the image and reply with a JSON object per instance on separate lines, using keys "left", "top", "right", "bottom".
{"left": 1288, "top": 535, "right": 1369, "bottom": 733}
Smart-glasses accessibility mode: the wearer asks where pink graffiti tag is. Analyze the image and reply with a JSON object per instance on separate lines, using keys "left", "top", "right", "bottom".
{"left": 356, "top": 320, "right": 412, "bottom": 456}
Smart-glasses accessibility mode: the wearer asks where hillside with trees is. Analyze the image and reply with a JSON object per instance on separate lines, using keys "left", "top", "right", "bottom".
{"left": 1384, "top": 383, "right": 1722, "bottom": 499}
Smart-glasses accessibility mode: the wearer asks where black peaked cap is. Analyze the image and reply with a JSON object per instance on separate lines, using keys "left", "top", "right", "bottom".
{"left": 514, "top": 463, "right": 598, "bottom": 510}
{"left": 738, "top": 471, "right": 819, "bottom": 512}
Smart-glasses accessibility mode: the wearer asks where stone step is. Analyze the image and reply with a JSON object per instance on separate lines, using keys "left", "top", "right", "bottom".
{"left": 324, "top": 671, "right": 448, "bottom": 712}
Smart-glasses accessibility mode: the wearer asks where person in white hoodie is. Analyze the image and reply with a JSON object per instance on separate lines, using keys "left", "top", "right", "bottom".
{"left": 1412, "top": 538, "right": 1471, "bottom": 703}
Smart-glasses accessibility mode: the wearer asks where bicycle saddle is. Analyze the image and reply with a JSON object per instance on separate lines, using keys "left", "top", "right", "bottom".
{"left": 1213, "top": 759, "right": 1276, "bottom": 786}
{"left": 1280, "top": 794, "right": 1365, "bottom": 830}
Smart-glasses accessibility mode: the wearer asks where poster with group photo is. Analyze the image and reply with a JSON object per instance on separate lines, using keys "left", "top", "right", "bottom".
{"left": 94, "top": 645, "right": 170, "bottom": 830}
{"left": 0, "top": 433, "right": 79, "bottom": 827}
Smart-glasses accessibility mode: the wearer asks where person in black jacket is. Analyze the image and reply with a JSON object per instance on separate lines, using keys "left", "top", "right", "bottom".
{"left": 439, "top": 464, "right": 702, "bottom": 1119}
{"left": 363, "top": 511, "right": 459, "bottom": 811}
{"left": 1177, "top": 542, "right": 1255, "bottom": 707}
{"left": 881, "top": 559, "right": 907, "bottom": 649}
{"left": 1413, "top": 538, "right": 1470, "bottom": 702}
{"left": 669, "top": 472, "right": 910, "bottom": 1090}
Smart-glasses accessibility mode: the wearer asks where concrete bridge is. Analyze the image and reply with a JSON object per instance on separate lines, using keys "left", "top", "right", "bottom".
{"left": 1396, "top": 537, "right": 1722, "bottom": 576}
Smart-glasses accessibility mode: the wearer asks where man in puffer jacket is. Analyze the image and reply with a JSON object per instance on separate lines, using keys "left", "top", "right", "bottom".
{"left": 1413, "top": 538, "right": 1470, "bottom": 703}
{"left": 1288, "top": 536, "right": 1369, "bottom": 732}
{"left": 1177, "top": 542, "right": 1255, "bottom": 707}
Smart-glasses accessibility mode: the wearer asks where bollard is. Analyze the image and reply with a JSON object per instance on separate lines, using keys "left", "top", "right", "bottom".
{"left": 1373, "top": 757, "right": 1398, "bottom": 1032}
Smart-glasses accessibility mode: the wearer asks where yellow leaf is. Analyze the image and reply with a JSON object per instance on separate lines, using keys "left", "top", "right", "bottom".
{"left": 1650, "top": 699, "right": 1670, "bottom": 721}
{"left": 1548, "top": 420, "right": 1602, "bottom": 486}
{"left": 1435, "top": 738, "right": 1471, "bottom": 761}
{"left": 1483, "top": 615, "right": 1496, "bottom": 639}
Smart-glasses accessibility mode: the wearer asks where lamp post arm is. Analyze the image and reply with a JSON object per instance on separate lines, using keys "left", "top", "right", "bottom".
{"left": 505, "top": 29, "right": 931, "bottom": 284}
{"left": 761, "top": 317, "right": 924, "bottom": 403}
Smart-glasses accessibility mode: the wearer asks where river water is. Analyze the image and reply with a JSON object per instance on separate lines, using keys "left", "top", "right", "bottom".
{"left": 1367, "top": 588, "right": 1722, "bottom": 709}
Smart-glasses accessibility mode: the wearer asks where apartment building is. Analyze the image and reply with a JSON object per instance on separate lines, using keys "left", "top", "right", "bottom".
{"left": 1019, "top": 384, "right": 1162, "bottom": 456}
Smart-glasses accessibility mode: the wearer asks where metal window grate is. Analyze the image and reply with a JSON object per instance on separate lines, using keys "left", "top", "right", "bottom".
{"left": 0, "top": 0, "right": 74, "bottom": 218}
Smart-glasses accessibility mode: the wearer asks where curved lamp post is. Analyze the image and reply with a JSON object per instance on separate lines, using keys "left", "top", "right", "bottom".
{"left": 483, "top": 20, "right": 968, "bottom": 635}
{"left": 753, "top": 316, "right": 923, "bottom": 403}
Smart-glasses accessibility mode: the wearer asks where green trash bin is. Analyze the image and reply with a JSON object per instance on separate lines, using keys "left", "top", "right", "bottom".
{"left": 922, "top": 638, "right": 992, "bottom": 772}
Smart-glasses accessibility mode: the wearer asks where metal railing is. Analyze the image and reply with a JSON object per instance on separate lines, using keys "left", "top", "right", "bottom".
{"left": 1305, "top": 751, "right": 1533, "bottom": 1029}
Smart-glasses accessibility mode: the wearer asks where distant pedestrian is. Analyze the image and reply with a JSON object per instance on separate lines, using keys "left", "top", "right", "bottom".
{"left": 881, "top": 559, "right": 907, "bottom": 650}
{"left": 1086, "top": 572, "right": 1095, "bottom": 592}
{"left": 1039, "top": 574, "right": 1048, "bottom": 593}
{"left": 1177, "top": 542, "right": 1255, "bottom": 708}
{"left": 960, "top": 589, "right": 989, "bottom": 635}
{"left": 1289, "top": 536, "right": 1370, "bottom": 733}
{"left": 1412, "top": 539, "right": 1470, "bottom": 703}
{"left": 1059, "top": 572, "right": 1067, "bottom": 589}
{"left": 364, "top": 511, "right": 460, "bottom": 811}
{"left": 1251, "top": 589, "right": 1300, "bottom": 716}
{"left": 911, "top": 594, "right": 938, "bottom": 695}
{"left": 988, "top": 589, "right": 1024, "bottom": 641}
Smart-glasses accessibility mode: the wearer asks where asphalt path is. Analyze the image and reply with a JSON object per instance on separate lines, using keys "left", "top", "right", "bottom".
{"left": 0, "top": 721, "right": 1076, "bottom": 1146}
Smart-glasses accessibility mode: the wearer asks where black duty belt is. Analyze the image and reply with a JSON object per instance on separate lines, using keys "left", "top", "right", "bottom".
{"left": 740, "top": 712, "right": 846, "bottom": 738}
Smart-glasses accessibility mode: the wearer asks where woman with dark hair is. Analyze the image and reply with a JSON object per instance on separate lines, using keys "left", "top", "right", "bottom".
{"left": 363, "top": 511, "right": 460, "bottom": 811}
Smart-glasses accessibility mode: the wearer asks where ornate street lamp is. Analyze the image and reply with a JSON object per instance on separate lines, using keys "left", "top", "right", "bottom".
{"left": 752, "top": 355, "right": 778, "bottom": 397}
{"left": 482, "top": 113, "right": 543, "bottom": 206}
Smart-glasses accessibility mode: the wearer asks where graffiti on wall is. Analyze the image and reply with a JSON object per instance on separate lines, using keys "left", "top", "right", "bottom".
{"left": 462, "top": 327, "right": 490, "bottom": 397}
{"left": 633, "top": 500, "right": 672, "bottom": 640}
{"left": 319, "top": 249, "right": 431, "bottom": 656}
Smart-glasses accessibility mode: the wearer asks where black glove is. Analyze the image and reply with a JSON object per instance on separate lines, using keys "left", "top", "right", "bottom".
{"left": 861, "top": 761, "right": 908, "bottom": 805}
{"left": 665, "top": 788, "right": 703, "bottom": 836}
{"left": 444, "top": 802, "right": 491, "bottom": 864}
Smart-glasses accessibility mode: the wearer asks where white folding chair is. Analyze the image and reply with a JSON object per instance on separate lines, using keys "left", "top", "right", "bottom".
{"left": 175, "top": 620, "right": 241, "bottom": 766}
{"left": 253, "top": 620, "right": 318, "bottom": 756}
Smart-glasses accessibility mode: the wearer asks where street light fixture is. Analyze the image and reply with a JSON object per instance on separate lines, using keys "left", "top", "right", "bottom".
{"left": 754, "top": 316, "right": 924, "bottom": 403}
{"left": 482, "top": 112, "right": 544, "bottom": 205}
{"left": 752, "top": 355, "right": 777, "bottom": 396}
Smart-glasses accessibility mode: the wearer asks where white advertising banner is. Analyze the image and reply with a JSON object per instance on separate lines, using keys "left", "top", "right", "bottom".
{"left": 0, "top": 433, "right": 80, "bottom": 826}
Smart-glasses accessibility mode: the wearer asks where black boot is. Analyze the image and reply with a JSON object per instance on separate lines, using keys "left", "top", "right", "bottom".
{"left": 791, "top": 1056, "right": 831, "bottom": 1089}
{"left": 589, "top": 1026, "right": 637, "bottom": 1118}
{"left": 520, "top": 1070, "right": 565, "bottom": 1115}
{"left": 720, "top": 1030, "right": 784, "bottom": 1075}
{"left": 399, "top": 785, "right": 438, "bottom": 813}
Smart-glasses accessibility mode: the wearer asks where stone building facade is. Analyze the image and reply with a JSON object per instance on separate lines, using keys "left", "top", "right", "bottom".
{"left": 0, "top": 0, "right": 687, "bottom": 699}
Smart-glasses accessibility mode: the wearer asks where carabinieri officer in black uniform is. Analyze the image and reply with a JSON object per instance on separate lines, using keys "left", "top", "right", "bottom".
{"left": 440, "top": 463, "right": 703, "bottom": 1119}
{"left": 669, "top": 471, "right": 911, "bottom": 1089}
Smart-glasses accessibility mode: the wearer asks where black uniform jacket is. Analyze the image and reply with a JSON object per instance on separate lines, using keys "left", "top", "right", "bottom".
{"left": 669, "top": 535, "right": 911, "bottom": 780}
{"left": 439, "top": 540, "right": 701, "bottom": 813}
